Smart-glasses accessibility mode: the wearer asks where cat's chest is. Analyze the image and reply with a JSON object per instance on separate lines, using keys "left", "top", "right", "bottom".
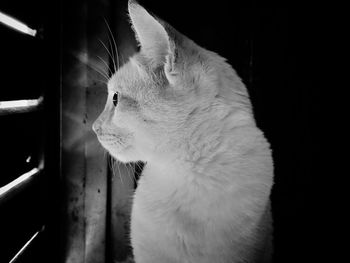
{"left": 132, "top": 164, "right": 236, "bottom": 225}
{"left": 134, "top": 166, "right": 197, "bottom": 217}
{"left": 132, "top": 170, "right": 209, "bottom": 242}
{"left": 134, "top": 165, "right": 190, "bottom": 210}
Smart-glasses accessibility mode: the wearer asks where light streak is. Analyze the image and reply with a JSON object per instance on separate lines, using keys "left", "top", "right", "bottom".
{"left": 0, "top": 98, "right": 41, "bottom": 109}
{"left": 0, "top": 168, "right": 40, "bottom": 197}
{"left": 0, "top": 11, "right": 37, "bottom": 37}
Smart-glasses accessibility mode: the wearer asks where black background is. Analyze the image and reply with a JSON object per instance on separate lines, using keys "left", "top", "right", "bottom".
{"left": 0, "top": 0, "right": 324, "bottom": 262}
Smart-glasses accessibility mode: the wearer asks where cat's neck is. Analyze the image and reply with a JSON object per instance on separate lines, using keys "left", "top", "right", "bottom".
{"left": 143, "top": 111, "right": 258, "bottom": 188}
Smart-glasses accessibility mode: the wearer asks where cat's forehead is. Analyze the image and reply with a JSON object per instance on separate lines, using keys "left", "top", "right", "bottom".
{"left": 107, "top": 61, "right": 142, "bottom": 93}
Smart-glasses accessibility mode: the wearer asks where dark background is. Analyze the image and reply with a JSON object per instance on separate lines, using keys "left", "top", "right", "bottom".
{"left": 0, "top": 0, "right": 324, "bottom": 262}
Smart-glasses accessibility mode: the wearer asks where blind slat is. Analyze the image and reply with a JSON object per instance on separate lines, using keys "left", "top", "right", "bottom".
{"left": 9, "top": 226, "right": 45, "bottom": 263}
{"left": 0, "top": 168, "right": 42, "bottom": 203}
{"left": 0, "top": 11, "right": 37, "bottom": 37}
{"left": 0, "top": 97, "right": 43, "bottom": 116}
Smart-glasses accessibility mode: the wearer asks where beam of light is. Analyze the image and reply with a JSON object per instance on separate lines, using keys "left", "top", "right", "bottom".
{"left": 0, "top": 168, "right": 40, "bottom": 198}
{"left": 0, "top": 97, "right": 43, "bottom": 115}
{"left": 0, "top": 11, "right": 37, "bottom": 37}
{"left": 9, "top": 226, "right": 45, "bottom": 263}
{"left": 0, "top": 98, "right": 41, "bottom": 109}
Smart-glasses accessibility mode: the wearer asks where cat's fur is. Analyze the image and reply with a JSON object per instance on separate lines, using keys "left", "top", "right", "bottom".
{"left": 93, "top": 1, "right": 274, "bottom": 262}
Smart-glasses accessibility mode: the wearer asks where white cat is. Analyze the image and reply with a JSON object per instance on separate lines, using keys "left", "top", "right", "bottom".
{"left": 93, "top": 1, "right": 274, "bottom": 262}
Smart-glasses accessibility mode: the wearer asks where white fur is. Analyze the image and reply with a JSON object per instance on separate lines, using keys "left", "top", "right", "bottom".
{"left": 93, "top": 1, "right": 274, "bottom": 262}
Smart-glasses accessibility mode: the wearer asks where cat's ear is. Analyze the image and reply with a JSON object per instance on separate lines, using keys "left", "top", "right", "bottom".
{"left": 128, "top": 1, "right": 175, "bottom": 69}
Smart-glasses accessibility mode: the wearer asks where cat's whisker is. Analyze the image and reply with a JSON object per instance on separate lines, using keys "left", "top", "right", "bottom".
{"left": 114, "top": 39, "right": 120, "bottom": 71}
{"left": 103, "top": 17, "right": 120, "bottom": 71}
{"left": 97, "top": 55, "right": 113, "bottom": 77}
{"left": 134, "top": 161, "right": 144, "bottom": 172}
{"left": 76, "top": 51, "right": 109, "bottom": 81}
{"left": 118, "top": 160, "right": 125, "bottom": 187}
{"left": 129, "top": 163, "right": 137, "bottom": 182}
{"left": 98, "top": 38, "right": 117, "bottom": 74}
{"left": 134, "top": 163, "right": 140, "bottom": 173}
{"left": 125, "top": 163, "right": 136, "bottom": 183}
{"left": 105, "top": 27, "right": 117, "bottom": 74}
{"left": 107, "top": 35, "right": 117, "bottom": 73}
{"left": 122, "top": 163, "right": 130, "bottom": 184}
{"left": 110, "top": 156, "right": 117, "bottom": 182}
{"left": 85, "top": 62, "right": 109, "bottom": 82}
{"left": 93, "top": 78, "right": 108, "bottom": 85}
{"left": 123, "top": 162, "right": 132, "bottom": 184}
{"left": 112, "top": 158, "right": 124, "bottom": 187}
{"left": 108, "top": 36, "right": 117, "bottom": 72}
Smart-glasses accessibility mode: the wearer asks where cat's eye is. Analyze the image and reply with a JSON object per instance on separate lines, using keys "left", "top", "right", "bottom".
{"left": 112, "top": 92, "right": 119, "bottom": 107}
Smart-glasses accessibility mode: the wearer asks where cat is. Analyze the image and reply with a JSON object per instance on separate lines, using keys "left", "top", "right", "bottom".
{"left": 93, "top": 1, "right": 274, "bottom": 262}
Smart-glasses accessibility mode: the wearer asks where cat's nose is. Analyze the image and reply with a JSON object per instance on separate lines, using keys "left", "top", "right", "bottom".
{"left": 92, "top": 120, "right": 101, "bottom": 134}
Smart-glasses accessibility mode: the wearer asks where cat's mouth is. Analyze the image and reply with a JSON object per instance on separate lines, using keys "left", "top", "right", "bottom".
{"left": 96, "top": 134, "right": 130, "bottom": 153}
{"left": 106, "top": 143, "right": 135, "bottom": 163}
{"left": 98, "top": 136, "right": 124, "bottom": 148}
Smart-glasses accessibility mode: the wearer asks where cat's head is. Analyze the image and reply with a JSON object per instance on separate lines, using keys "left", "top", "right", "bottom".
{"left": 93, "top": 1, "right": 251, "bottom": 164}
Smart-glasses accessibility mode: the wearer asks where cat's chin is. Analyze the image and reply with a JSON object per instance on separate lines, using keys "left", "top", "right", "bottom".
{"left": 108, "top": 146, "right": 143, "bottom": 163}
